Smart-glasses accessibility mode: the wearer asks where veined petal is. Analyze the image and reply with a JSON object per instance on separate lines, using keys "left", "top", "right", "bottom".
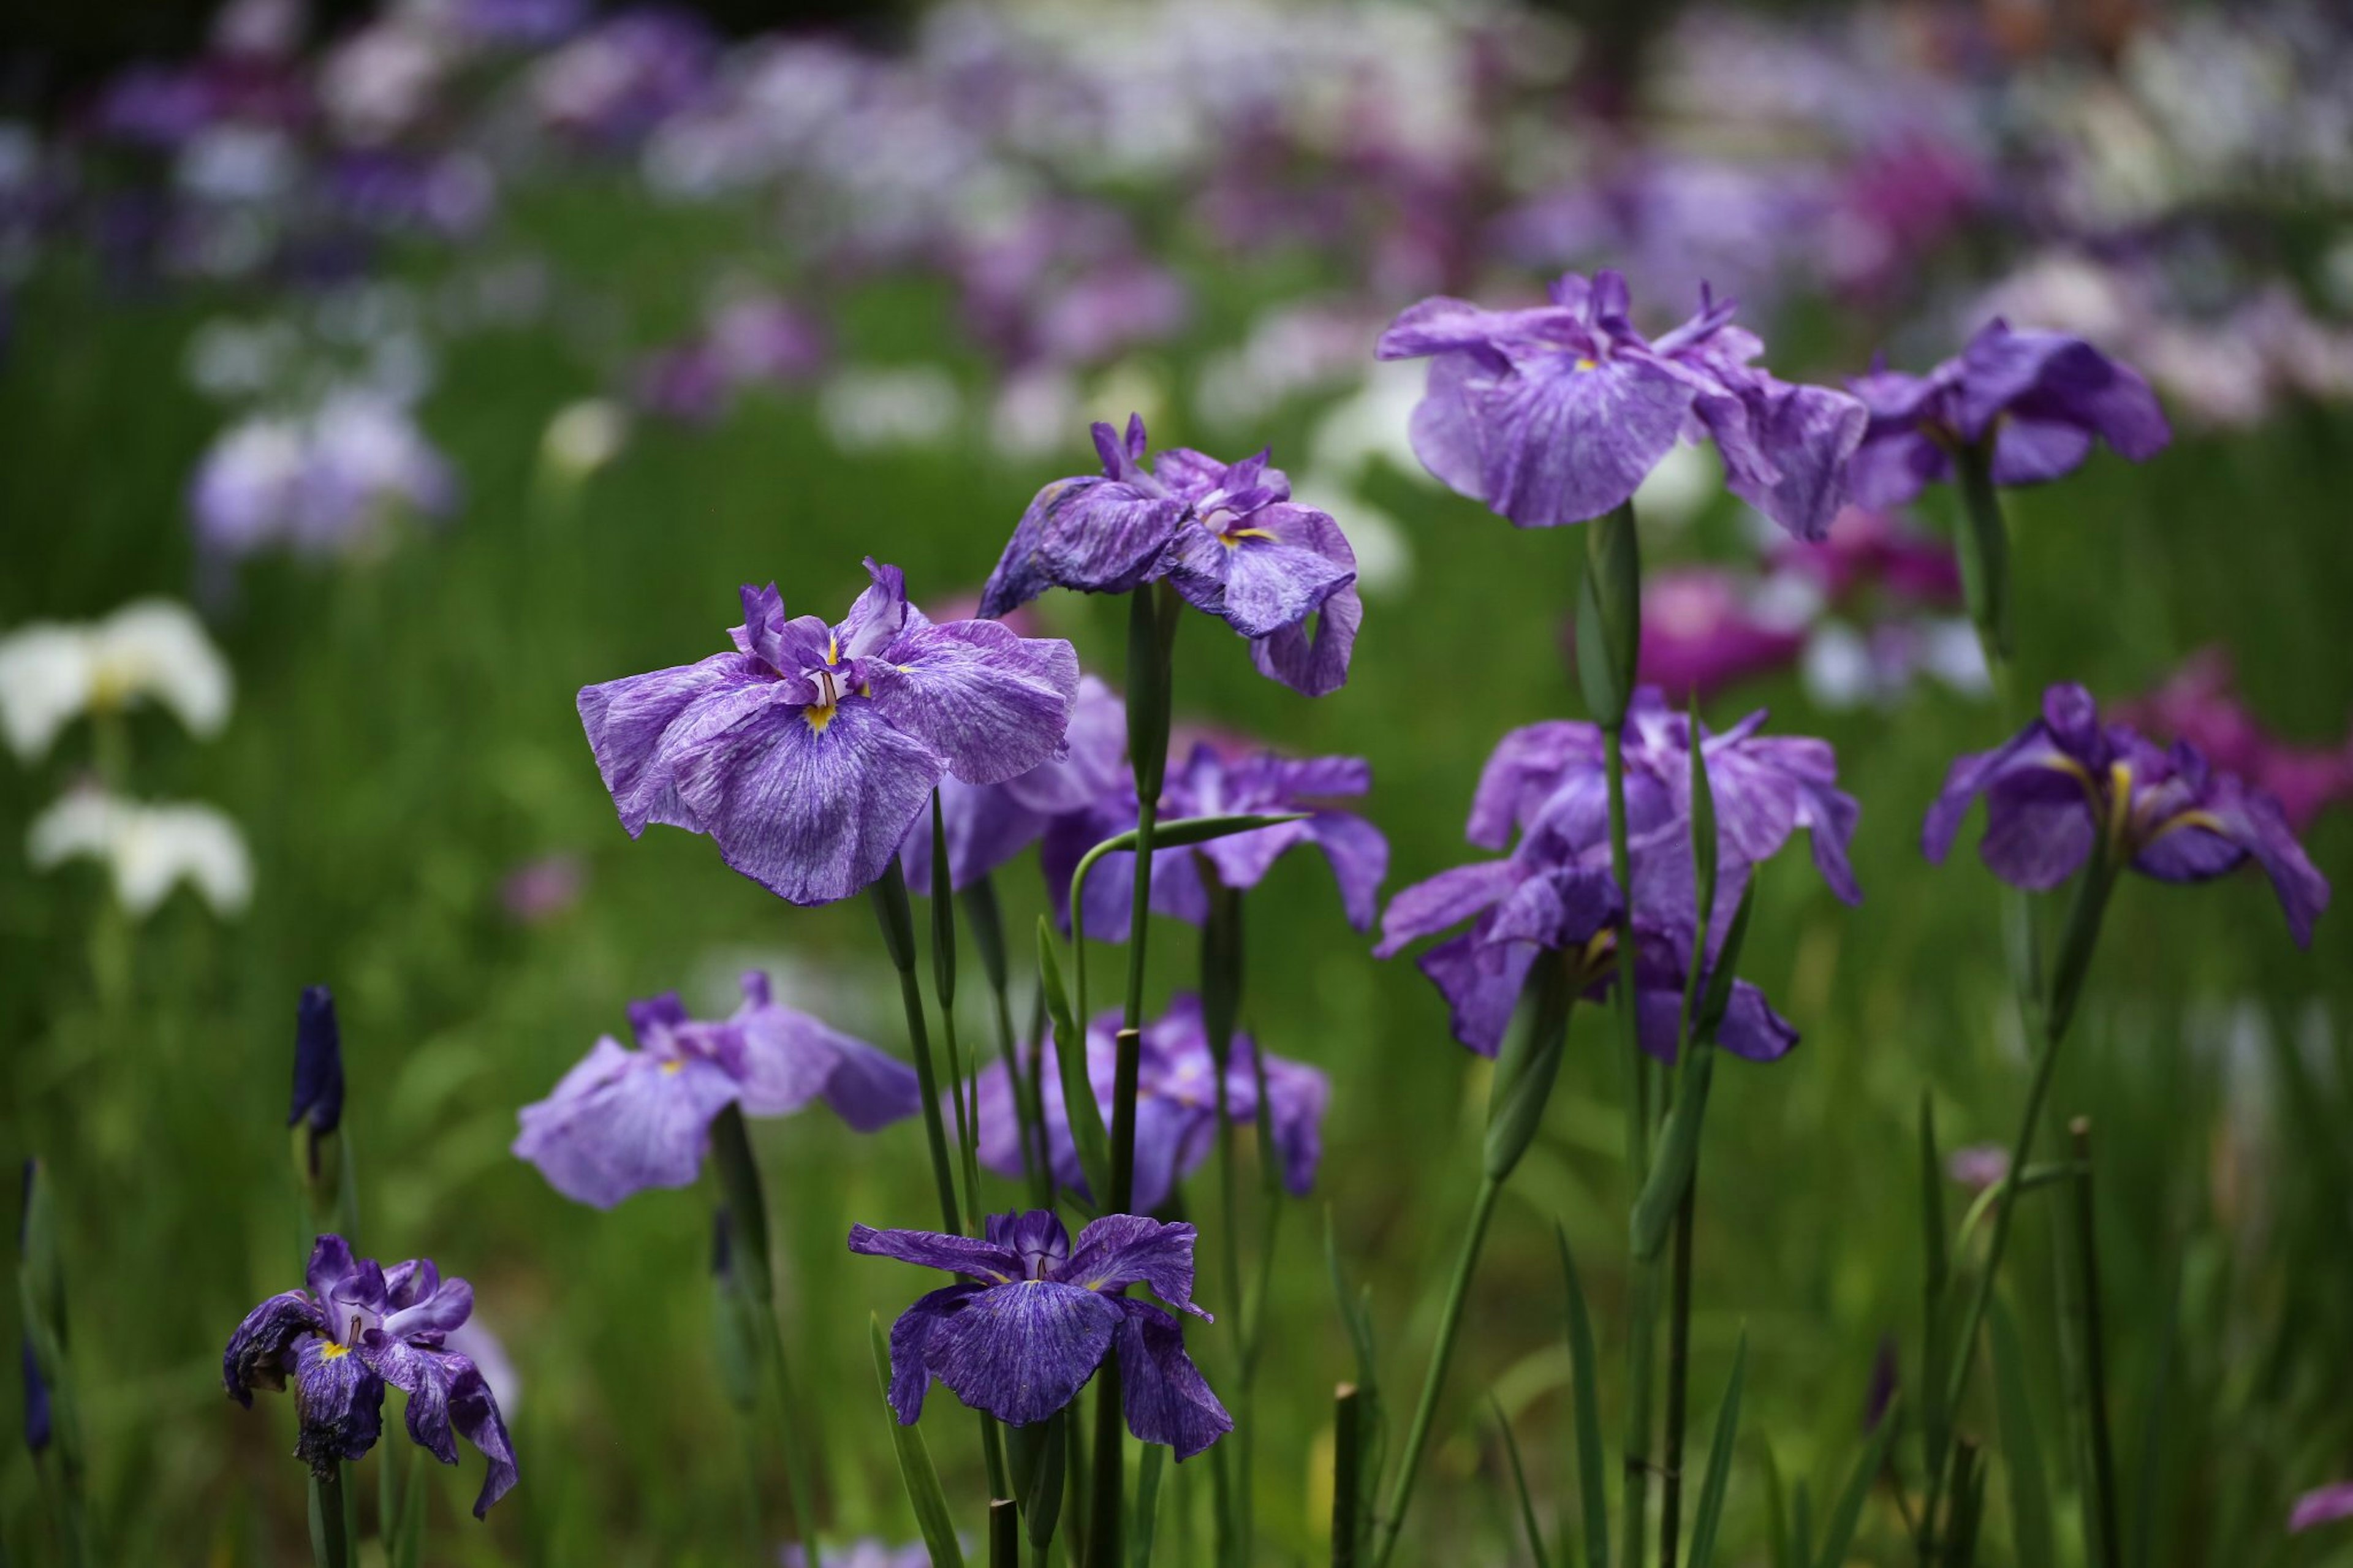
{"left": 849, "top": 1224, "right": 1023, "bottom": 1284}
{"left": 868, "top": 619, "right": 1080, "bottom": 786}
{"left": 1251, "top": 581, "right": 1360, "bottom": 697}
{"left": 1374, "top": 858, "right": 1519, "bottom": 956}
{"left": 1114, "top": 1300, "right": 1232, "bottom": 1461}
{"left": 577, "top": 654, "right": 781, "bottom": 835}
{"left": 1209, "top": 506, "right": 1356, "bottom": 639}
{"left": 510, "top": 1050, "right": 739, "bottom": 1208}
{"left": 447, "top": 1358, "right": 520, "bottom": 1518}
{"left": 883, "top": 1285, "right": 977, "bottom": 1424}
{"left": 1405, "top": 352, "right": 1493, "bottom": 501}
{"left": 923, "top": 1279, "right": 1121, "bottom": 1427}
{"left": 670, "top": 697, "right": 944, "bottom": 906}
{"left": 1033, "top": 478, "right": 1188, "bottom": 596}
{"left": 1067, "top": 1215, "right": 1207, "bottom": 1316}
{"left": 292, "top": 1335, "right": 385, "bottom": 1475}
{"left": 1467, "top": 353, "right": 1693, "bottom": 529}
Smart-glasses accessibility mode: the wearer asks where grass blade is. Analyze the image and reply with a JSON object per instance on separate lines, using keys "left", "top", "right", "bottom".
{"left": 869, "top": 1314, "right": 967, "bottom": 1568}
{"left": 1132, "top": 1443, "right": 1166, "bottom": 1568}
{"left": 1491, "top": 1397, "right": 1553, "bottom": 1568}
{"left": 1036, "top": 915, "right": 1112, "bottom": 1205}
{"left": 1990, "top": 1301, "right": 2055, "bottom": 1568}
{"left": 1762, "top": 1437, "right": 1792, "bottom": 1568}
{"left": 1555, "top": 1222, "right": 1610, "bottom": 1568}
{"left": 1919, "top": 1093, "right": 1949, "bottom": 1490}
{"left": 1686, "top": 1329, "right": 1749, "bottom": 1568}
{"left": 1812, "top": 1392, "right": 1900, "bottom": 1568}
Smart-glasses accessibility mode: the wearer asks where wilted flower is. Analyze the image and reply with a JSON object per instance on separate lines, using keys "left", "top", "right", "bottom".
{"left": 970, "top": 995, "right": 1329, "bottom": 1210}
{"left": 978, "top": 415, "right": 1362, "bottom": 697}
{"left": 1045, "top": 740, "right": 1387, "bottom": 942}
{"left": 851, "top": 1210, "right": 1231, "bottom": 1460}
{"left": 576, "top": 559, "right": 1079, "bottom": 906}
{"left": 513, "top": 973, "right": 920, "bottom": 1208}
{"left": 2292, "top": 1482, "right": 2353, "bottom": 1533}
{"left": 1923, "top": 683, "right": 2330, "bottom": 947}
{"left": 0, "top": 599, "right": 232, "bottom": 762}
{"left": 900, "top": 675, "right": 1127, "bottom": 896}
{"left": 1374, "top": 270, "right": 1866, "bottom": 540}
{"left": 223, "top": 1235, "right": 517, "bottom": 1518}
{"left": 27, "top": 790, "right": 251, "bottom": 918}
{"left": 1847, "top": 320, "right": 2170, "bottom": 510}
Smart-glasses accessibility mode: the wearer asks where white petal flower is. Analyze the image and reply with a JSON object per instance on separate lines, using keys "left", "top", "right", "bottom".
{"left": 28, "top": 791, "right": 252, "bottom": 918}
{"left": 0, "top": 599, "right": 233, "bottom": 761}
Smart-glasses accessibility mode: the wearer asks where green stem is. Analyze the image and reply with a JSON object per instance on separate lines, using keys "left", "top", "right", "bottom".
{"left": 1369, "top": 1175, "right": 1504, "bottom": 1566}
{"left": 871, "top": 860, "right": 963, "bottom": 1236}
{"left": 1605, "top": 721, "right": 1659, "bottom": 1568}
{"left": 1333, "top": 1384, "right": 1365, "bottom": 1568}
{"left": 1952, "top": 439, "right": 2014, "bottom": 684}
{"left": 1659, "top": 1180, "right": 1697, "bottom": 1568}
{"left": 968, "top": 876, "right": 1056, "bottom": 1208}
{"left": 309, "top": 1464, "right": 352, "bottom": 1568}
{"left": 710, "top": 1107, "right": 825, "bottom": 1567}
{"left": 2068, "top": 1118, "right": 2123, "bottom": 1568}
{"left": 1202, "top": 882, "right": 1249, "bottom": 1567}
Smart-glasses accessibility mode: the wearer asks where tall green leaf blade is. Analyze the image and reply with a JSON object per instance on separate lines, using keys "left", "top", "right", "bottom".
{"left": 1036, "top": 916, "right": 1111, "bottom": 1203}
{"left": 1991, "top": 1302, "right": 2055, "bottom": 1568}
{"left": 1762, "top": 1438, "right": 1792, "bottom": 1568}
{"left": 1920, "top": 1093, "right": 1949, "bottom": 1487}
{"left": 1812, "top": 1392, "right": 1900, "bottom": 1568}
{"left": 1132, "top": 1442, "right": 1167, "bottom": 1568}
{"left": 1556, "top": 1222, "right": 1610, "bottom": 1568}
{"left": 1685, "top": 1330, "right": 1748, "bottom": 1568}
{"left": 1631, "top": 1045, "right": 1715, "bottom": 1259}
{"left": 870, "top": 1314, "right": 967, "bottom": 1568}
{"left": 1491, "top": 1398, "right": 1553, "bottom": 1568}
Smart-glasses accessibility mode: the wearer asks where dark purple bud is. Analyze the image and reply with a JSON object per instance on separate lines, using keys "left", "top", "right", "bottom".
{"left": 20, "top": 1337, "right": 48, "bottom": 1455}
{"left": 289, "top": 986, "right": 344, "bottom": 1136}
{"left": 1863, "top": 1332, "right": 1900, "bottom": 1433}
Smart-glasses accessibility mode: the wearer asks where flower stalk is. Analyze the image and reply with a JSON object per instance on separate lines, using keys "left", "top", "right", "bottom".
{"left": 872, "top": 859, "right": 964, "bottom": 1238}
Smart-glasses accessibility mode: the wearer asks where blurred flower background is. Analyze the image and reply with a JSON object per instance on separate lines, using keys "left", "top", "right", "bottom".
{"left": 4, "top": 0, "right": 2353, "bottom": 1560}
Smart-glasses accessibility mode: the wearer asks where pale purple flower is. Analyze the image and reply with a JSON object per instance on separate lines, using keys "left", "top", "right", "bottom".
{"left": 223, "top": 1235, "right": 517, "bottom": 1518}
{"left": 512, "top": 973, "right": 920, "bottom": 1208}
{"left": 577, "top": 559, "right": 1080, "bottom": 906}
{"left": 852, "top": 1209, "right": 1231, "bottom": 1460}
{"left": 1375, "top": 270, "right": 1867, "bottom": 541}
{"left": 899, "top": 675, "right": 1126, "bottom": 896}
{"left": 1924, "top": 683, "right": 2330, "bottom": 947}
{"left": 970, "top": 995, "right": 1329, "bottom": 1209}
{"left": 1847, "top": 320, "right": 2171, "bottom": 510}
{"left": 978, "top": 415, "right": 1360, "bottom": 697}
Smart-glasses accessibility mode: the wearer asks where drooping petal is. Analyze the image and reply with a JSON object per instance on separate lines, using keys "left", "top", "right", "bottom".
{"left": 669, "top": 697, "right": 945, "bottom": 907}
{"left": 922, "top": 1280, "right": 1122, "bottom": 1427}
{"left": 292, "top": 1337, "right": 385, "bottom": 1476}
{"left": 1251, "top": 1049, "right": 1330, "bottom": 1195}
{"left": 223, "top": 1290, "right": 326, "bottom": 1403}
{"left": 882, "top": 1285, "right": 977, "bottom": 1424}
{"left": 1066, "top": 1215, "right": 1207, "bottom": 1316}
{"left": 510, "top": 1050, "right": 741, "bottom": 1208}
{"left": 1922, "top": 722, "right": 2080, "bottom": 866}
{"left": 1113, "top": 1300, "right": 1233, "bottom": 1461}
{"left": 868, "top": 619, "right": 1080, "bottom": 786}
{"left": 1001, "top": 675, "right": 1128, "bottom": 816}
{"left": 1466, "top": 353, "right": 1694, "bottom": 529}
{"left": 848, "top": 1224, "right": 1023, "bottom": 1284}
{"left": 900, "top": 779, "right": 1048, "bottom": 896}
{"left": 575, "top": 654, "right": 780, "bottom": 835}
{"left": 1042, "top": 804, "right": 1211, "bottom": 942}
{"left": 1302, "top": 812, "right": 1389, "bottom": 931}
{"left": 1374, "top": 859, "right": 1520, "bottom": 956}
{"left": 1251, "top": 581, "right": 1360, "bottom": 697}
{"left": 1987, "top": 417, "right": 2094, "bottom": 487}
{"left": 2196, "top": 786, "right": 2331, "bottom": 947}
{"left": 1977, "top": 764, "right": 2098, "bottom": 892}
{"left": 1844, "top": 428, "right": 1947, "bottom": 511}
{"left": 1710, "top": 378, "right": 1867, "bottom": 543}
{"left": 357, "top": 1335, "right": 459, "bottom": 1463}
{"left": 1404, "top": 352, "right": 1494, "bottom": 500}
{"left": 1032, "top": 477, "right": 1188, "bottom": 596}
{"left": 447, "top": 1359, "right": 520, "bottom": 1518}
{"left": 1465, "top": 721, "right": 1597, "bottom": 849}
{"left": 1417, "top": 928, "right": 1535, "bottom": 1058}
{"left": 1204, "top": 507, "right": 1357, "bottom": 640}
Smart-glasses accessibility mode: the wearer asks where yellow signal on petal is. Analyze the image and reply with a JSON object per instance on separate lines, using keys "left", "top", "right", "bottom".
{"left": 805, "top": 704, "right": 837, "bottom": 735}
{"left": 319, "top": 1342, "right": 351, "bottom": 1360}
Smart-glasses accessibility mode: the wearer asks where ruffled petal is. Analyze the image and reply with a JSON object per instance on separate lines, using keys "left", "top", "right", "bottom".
{"left": 1032, "top": 477, "right": 1188, "bottom": 596}
{"left": 1466, "top": 353, "right": 1693, "bottom": 529}
{"left": 849, "top": 1224, "right": 1023, "bottom": 1284}
{"left": 510, "top": 1051, "right": 740, "bottom": 1208}
{"left": 1250, "top": 581, "right": 1360, "bottom": 697}
{"left": 1114, "top": 1300, "right": 1232, "bottom": 1461}
{"left": 223, "top": 1290, "right": 326, "bottom": 1404}
{"left": 882, "top": 1284, "right": 977, "bottom": 1424}
{"left": 1067, "top": 1216, "right": 1207, "bottom": 1316}
{"left": 1207, "top": 507, "right": 1356, "bottom": 639}
{"left": 1374, "top": 859, "right": 1519, "bottom": 957}
{"left": 576, "top": 654, "right": 781, "bottom": 835}
{"left": 869, "top": 619, "right": 1080, "bottom": 786}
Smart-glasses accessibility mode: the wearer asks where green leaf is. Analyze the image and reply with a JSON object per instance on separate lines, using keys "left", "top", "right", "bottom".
{"left": 1686, "top": 1329, "right": 1749, "bottom": 1568}
{"left": 1919, "top": 1093, "right": 1949, "bottom": 1487}
{"left": 1990, "top": 1302, "right": 2055, "bottom": 1568}
{"left": 1037, "top": 916, "right": 1111, "bottom": 1203}
{"left": 1483, "top": 953, "right": 1575, "bottom": 1183}
{"left": 1491, "top": 1398, "right": 1553, "bottom": 1568}
{"left": 1575, "top": 502, "right": 1641, "bottom": 729}
{"left": 1687, "top": 689, "right": 1718, "bottom": 936}
{"left": 930, "top": 791, "right": 957, "bottom": 1007}
{"left": 1555, "top": 1222, "right": 1610, "bottom": 1568}
{"left": 870, "top": 1314, "right": 966, "bottom": 1568}
{"left": 1132, "top": 1442, "right": 1167, "bottom": 1568}
{"left": 1631, "top": 1043, "right": 1715, "bottom": 1260}
{"left": 2126, "top": 1259, "right": 2182, "bottom": 1568}
{"left": 1946, "top": 1442, "right": 1988, "bottom": 1568}
{"left": 1762, "top": 1437, "right": 1792, "bottom": 1568}
{"left": 1694, "top": 883, "right": 1756, "bottom": 1040}
{"left": 1812, "top": 1392, "right": 1900, "bottom": 1568}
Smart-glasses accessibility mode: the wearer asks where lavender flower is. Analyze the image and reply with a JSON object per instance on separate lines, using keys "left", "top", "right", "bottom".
{"left": 971, "top": 996, "right": 1329, "bottom": 1210}
{"left": 978, "top": 415, "right": 1360, "bottom": 697}
{"left": 1847, "top": 320, "right": 2171, "bottom": 510}
{"left": 1923, "top": 684, "right": 2330, "bottom": 946}
{"left": 1946, "top": 1144, "right": 2010, "bottom": 1192}
{"left": 851, "top": 1209, "right": 1231, "bottom": 1460}
{"left": 513, "top": 974, "right": 920, "bottom": 1208}
{"left": 1044, "top": 741, "right": 1388, "bottom": 943}
{"left": 898, "top": 675, "right": 1126, "bottom": 896}
{"left": 1375, "top": 270, "right": 1866, "bottom": 540}
{"left": 781, "top": 1544, "right": 932, "bottom": 1568}
{"left": 577, "top": 559, "right": 1080, "bottom": 906}
{"left": 223, "top": 1235, "right": 517, "bottom": 1518}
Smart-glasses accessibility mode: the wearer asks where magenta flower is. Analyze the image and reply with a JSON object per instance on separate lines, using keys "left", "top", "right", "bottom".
{"left": 1634, "top": 567, "right": 1809, "bottom": 701}
{"left": 978, "top": 415, "right": 1360, "bottom": 696}
{"left": 1375, "top": 270, "right": 1866, "bottom": 540}
{"left": 1847, "top": 319, "right": 2170, "bottom": 509}
{"left": 2120, "top": 647, "right": 2353, "bottom": 833}
{"left": 852, "top": 1210, "right": 1230, "bottom": 1459}
{"left": 513, "top": 974, "right": 919, "bottom": 1208}
{"left": 2292, "top": 1482, "right": 2353, "bottom": 1533}
{"left": 224, "top": 1236, "right": 517, "bottom": 1518}
{"left": 577, "top": 559, "right": 1079, "bottom": 906}
{"left": 1924, "top": 684, "right": 2330, "bottom": 946}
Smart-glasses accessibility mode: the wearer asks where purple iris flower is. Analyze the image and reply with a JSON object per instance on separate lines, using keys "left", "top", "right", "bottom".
{"left": 2292, "top": 1482, "right": 2353, "bottom": 1533}
{"left": 969, "top": 995, "right": 1329, "bottom": 1210}
{"left": 577, "top": 559, "right": 1080, "bottom": 907}
{"left": 1923, "top": 684, "right": 2330, "bottom": 947}
{"left": 1374, "top": 270, "right": 1866, "bottom": 541}
{"left": 1377, "top": 689, "right": 1857, "bottom": 1059}
{"left": 512, "top": 974, "right": 920, "bottom": 1208}
{"left": 781, "top": 1544, "right": 932, "bottom": 1568}
{"left": 1846, "top": 320, "right": 2170, "bottom": 510}
{"left": 1043, "top": 741, "right": 1388, "bottom": 943}
{"left": 851, "top": 1209, "right": 1231, "bottom": 1460}
{"left": 977, "top": 415, "right": 1360, "bottom": 697}
{"left": 223, "top": 1235, "right": 517, "bottom": 1518}
{"left": 899, "top": 675, "right": 1127, "bottom": 896}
